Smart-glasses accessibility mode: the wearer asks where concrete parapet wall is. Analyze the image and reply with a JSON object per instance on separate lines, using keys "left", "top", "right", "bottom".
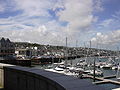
{"left": 0, "top": 63, "right": 14, "bottom": 87}
{"left": 0, "top": 68, "right": 3, "bottom": 87}
{"left": 3, "top": 66, "right": 106, "bottom": 90}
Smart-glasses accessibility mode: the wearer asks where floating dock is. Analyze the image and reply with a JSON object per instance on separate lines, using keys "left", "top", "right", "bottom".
{"left": 83, "top": 74, "right": 120, "bottom": 85}
{"left": 112, "top": 88, "right": 120, "bottom": 90}
{"left": 103, "top": 75, "right": 116, "bottom": 79}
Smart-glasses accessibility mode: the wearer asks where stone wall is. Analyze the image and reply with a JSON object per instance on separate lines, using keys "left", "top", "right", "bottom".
{"left": 3, "top": 66, "right": 106, "bottom": 90}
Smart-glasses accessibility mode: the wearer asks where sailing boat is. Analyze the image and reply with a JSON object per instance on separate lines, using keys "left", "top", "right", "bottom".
{"left": 116, "top": 63, "right": 120, "bottom": 80}
{"left": 45, "top": 37, "right": 68, "bottom": 72}
{"left": 84, "top": 41, "right": 103, "bottom": 77}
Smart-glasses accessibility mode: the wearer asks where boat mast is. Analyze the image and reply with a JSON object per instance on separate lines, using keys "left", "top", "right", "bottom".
{"left": 71, "top": 40, "right": 78, "bottom": 66}
{"left": 76, "top": 40, "right": 78, "bottom": 58}
{"left": 89, "top": 41, "right": 91, "bottom": 65}
{"left": 116, "top": 64, "right": 120, "bottom": 79}
{"left": 117, "top": 46, "right": 119, "bottom": 57}
{"left": 93, "top": 40, "right": 96, "bottom": 82}
{"left": 65, "top": 37, "right": 68, "bottom": 70}
{"left": 90, "top": 40, "right": 91, "bottom": 49}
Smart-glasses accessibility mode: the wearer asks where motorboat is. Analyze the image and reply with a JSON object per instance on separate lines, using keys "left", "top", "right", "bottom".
{"left": 54, "top": 66, "right": 64, "bottom": 71}
{"left": 88, "top": 69, "right": 103, "bottom": 76}
{"left": 76, "top": 61, "right": 87, "bottom": 66}
{"left": 112, "top": 65, "right": 118, "bottom": 70}
{"left": 84, "top": 70, "right": 92, "bottom": 74}
{"left": 100, "top": 63, "right": 112, "bottom": 69}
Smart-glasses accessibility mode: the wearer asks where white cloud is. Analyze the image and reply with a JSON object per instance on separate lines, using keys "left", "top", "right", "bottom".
{"left": 91, "top": 30, "right": 120, "bottom": 49}
{"left": 96, "top": 32, "right": 102, "bottom": 36}
{"left": 0, "top": 2, "right": 6, "bottom": 12}
{"left": 0, "top": 20, "right": 67, "bottom": 45}
{"left": 99, "top": 19, "right": 114, "bottom": 27}
{"left": 57, "top": 0, "right": 96, "bottom": 32}
{"left": 13, "top": 0, "right": 55, "bottom": 17}
{"left": 94, "top": 0, "right": 104, "bottom": 12}
{"left": 0, "top": 0, "right": 104, "bottom": 46}
{"left": 97, "top": 10, "right": 120, "bottom": 32}
{"left": 0, "top": 6, "right": 5, "bottom": 12}
{"left": 113, "top": 11, "right": 120, "bottom": 20}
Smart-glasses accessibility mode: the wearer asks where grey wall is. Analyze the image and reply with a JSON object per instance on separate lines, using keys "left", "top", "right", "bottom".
{"left": 3, "top": 66, "right": 106, "bottom": 90}
{"left": 0, "top": 68, "right": 3, "bottom": 87}
{"left": 0, "top": 63, "right": 14, "bottom": 87}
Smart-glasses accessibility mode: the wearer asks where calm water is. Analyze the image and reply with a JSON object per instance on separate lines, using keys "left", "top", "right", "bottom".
{"left": 33, "top": 57, "right": 120, "bottom": 90}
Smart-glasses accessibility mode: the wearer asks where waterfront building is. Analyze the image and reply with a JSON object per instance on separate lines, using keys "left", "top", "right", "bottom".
{"left": 15, "top": 48, "right": 38, "bottom": 59}
{"left": 0, "top": 37, "right": 15, "bottom": 59}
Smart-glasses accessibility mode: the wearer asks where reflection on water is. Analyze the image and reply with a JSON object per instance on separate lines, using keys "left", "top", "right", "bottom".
{"left": 103, "top": 69, "right": 117, "bottom": 76}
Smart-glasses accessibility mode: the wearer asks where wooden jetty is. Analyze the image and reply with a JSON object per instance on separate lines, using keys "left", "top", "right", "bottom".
{"left": 83, "top": 74, "right": 120, "bottom": 85}
{"left": 93, "top": 81, "right": 108, "bottom": 84}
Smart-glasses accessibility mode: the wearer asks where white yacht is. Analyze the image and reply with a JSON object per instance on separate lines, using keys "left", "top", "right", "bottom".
{"left": 84, "top": 69, "right": 103, "bottom": 76}
{"left": 54, "top": 66, "right": 64, "bottom": 71}
{"left": 89, "top": 69, "right": 103, "bottom": 76}
{"left": 100, "top": 57, "right": 114, "bottom": 69}
{"left": 102, "top": 63, "right": 113, "bottom": 69}
{"left": 112, "top": 65, "right": 118, "bottom": 70}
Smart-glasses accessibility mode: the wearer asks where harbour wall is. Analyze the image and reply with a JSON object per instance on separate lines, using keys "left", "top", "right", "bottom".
{"left": 0, "top": 60, "right": 31, "bottom": 66}
{"left": 31, "top": 56, "right": 80, "bottom": 65}
{"left": 0, "top": 56, "right": 78, "bottom": 66}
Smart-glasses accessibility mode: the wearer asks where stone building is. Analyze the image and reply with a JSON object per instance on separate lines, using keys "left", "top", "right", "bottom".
{"left": 0, "top": 37, "right": 15, "bottom": 59}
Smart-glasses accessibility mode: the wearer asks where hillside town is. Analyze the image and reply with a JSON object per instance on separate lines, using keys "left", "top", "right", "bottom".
{"left": 0, "top": 37, "right": 119, "bottom": 61}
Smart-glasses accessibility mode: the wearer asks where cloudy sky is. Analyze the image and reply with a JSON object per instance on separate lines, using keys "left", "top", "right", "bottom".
{"left": 0, "top": 0, "right": 120, "bottom": 49}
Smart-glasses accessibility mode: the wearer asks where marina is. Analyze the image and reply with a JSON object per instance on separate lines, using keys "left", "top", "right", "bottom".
{"left": 33, "top": 57, "right": 120, "bottom": 90}
{"left": 1, "top": 0, "right": 120, "bottom": 90}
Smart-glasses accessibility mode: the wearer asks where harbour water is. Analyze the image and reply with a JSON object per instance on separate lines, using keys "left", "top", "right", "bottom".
{"left": 32, "top": 57, "right": 120, "bottom": 90}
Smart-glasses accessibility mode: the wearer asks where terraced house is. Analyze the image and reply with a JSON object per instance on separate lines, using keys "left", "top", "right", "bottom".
{"left": 0, "top": 37, "right": 15, "bottom": 59}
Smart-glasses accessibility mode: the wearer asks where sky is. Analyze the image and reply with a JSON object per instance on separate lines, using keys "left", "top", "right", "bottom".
{"left": 0, "top": 0, "right": 120, "bottom": 50}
